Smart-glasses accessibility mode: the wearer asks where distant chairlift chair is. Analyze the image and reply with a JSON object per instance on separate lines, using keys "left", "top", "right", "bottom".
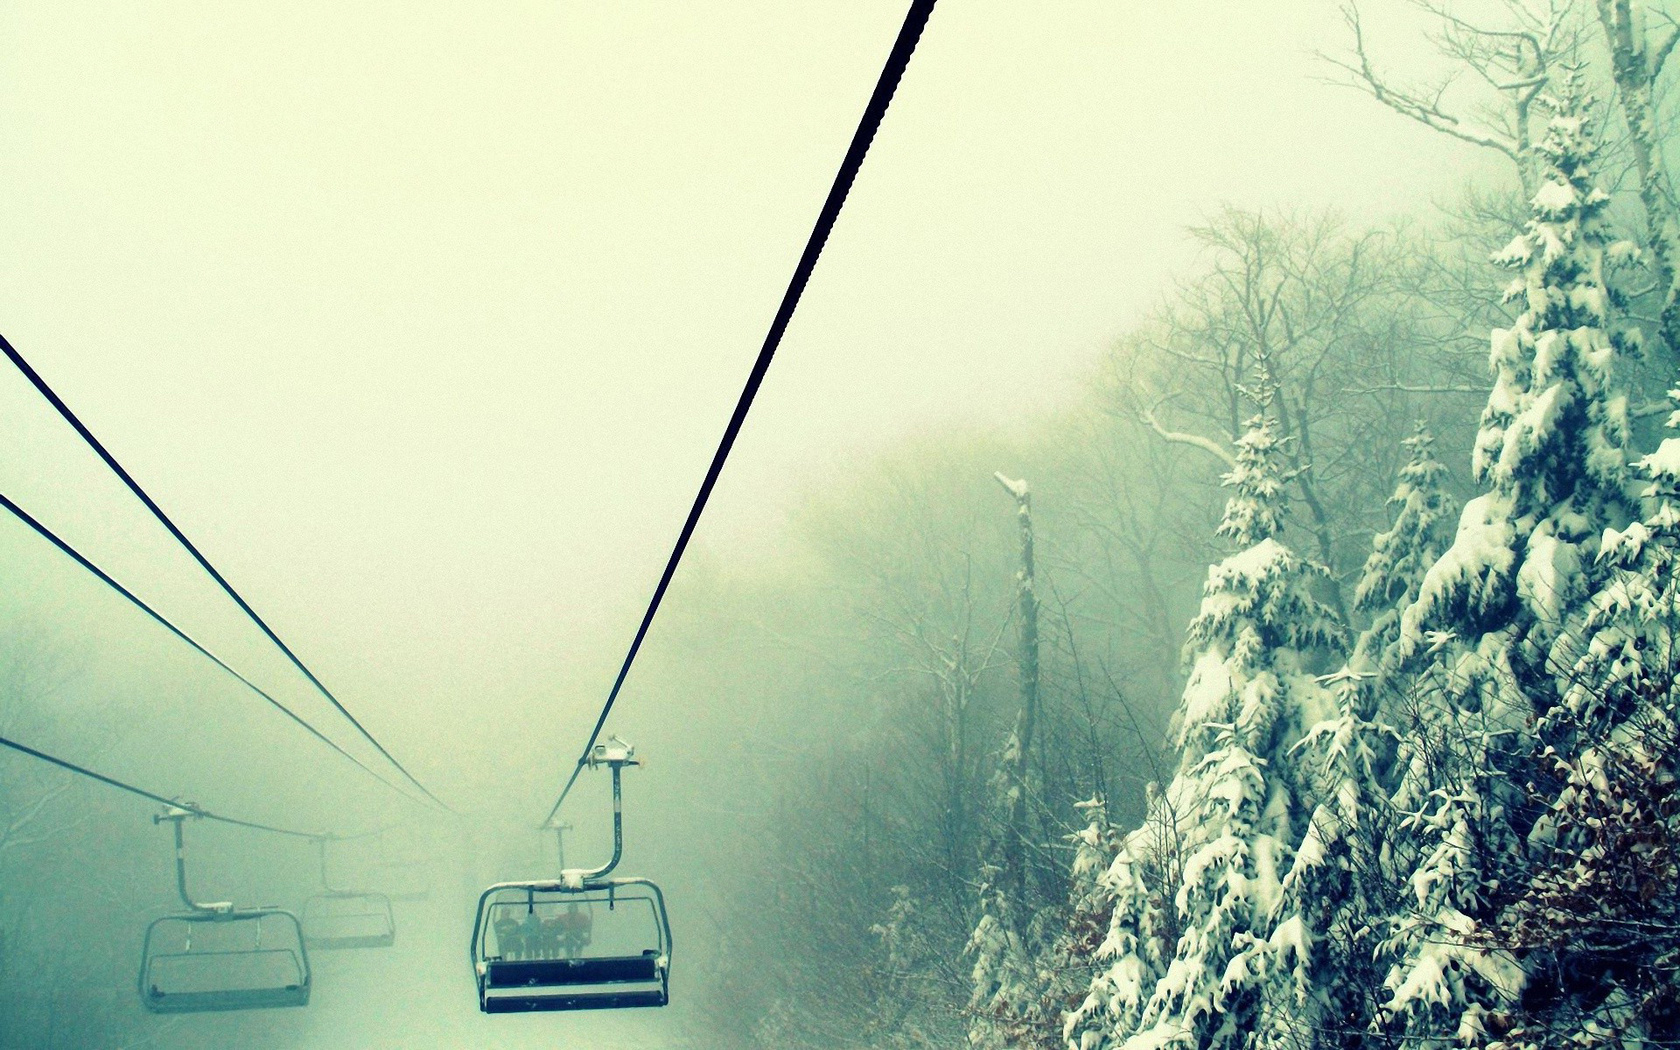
{"left": 470, "top": 739, "right": 673, "bottom": 1013}
{"left": 139, "top": 808, "right": 311, "bottom": 1014}
{"left": 302, "top": 836, "right": 396, "bottom": 951}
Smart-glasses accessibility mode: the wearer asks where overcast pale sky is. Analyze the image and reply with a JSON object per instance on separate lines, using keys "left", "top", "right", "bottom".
{"left": 0, "top": 1, "right": 1484, "bottom": 817}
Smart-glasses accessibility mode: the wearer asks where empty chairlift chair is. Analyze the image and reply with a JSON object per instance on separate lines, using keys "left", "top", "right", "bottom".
{"left": 302, "top": 836, "right": 395, "bottom": 950}
{"left": 471, "top": 740, "right": 672, "bottom": 1013}
{"left": 139, "top": 809, "right": 310, "bottom": 1014}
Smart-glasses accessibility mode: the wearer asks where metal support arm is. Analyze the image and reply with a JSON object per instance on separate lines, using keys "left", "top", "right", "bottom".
{"left": 156, "top": 808, "right": 233, "bottom": 914}
{"left": 547, "top": 738, "right": 638, "bottom": 884}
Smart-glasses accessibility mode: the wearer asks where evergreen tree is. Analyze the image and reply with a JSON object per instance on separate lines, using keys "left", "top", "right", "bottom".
{"left": 969, "top": 863, "right": 1041, "bottom": 1048}
{"left": 975, "top": 799, "right": 1124, "bottom": 1050}
{"left": 1066, "top": 786, "right": 1186, "bottom": 1050}
{"left": 1354, "top": 424, "right": 1459, "bottom": 678}
{"left": 1260, "top": 667, "right": 1400, "bottom": 1050}
{"left": 1494, "top": 391, "right": 1680, "bottom": 1048}
{"left": 1380, "top": 76, "right": 1637, "bottom": 1047}
{"left": 1053, "top": 799, "right": 1125, "bottom": 1048}
{"left": 1066, "top": 792, "right": 1179, "bottom": 1050}
{"left": 1076, "top": 363, "right": 1345, "bottom": 1050}
{"left": 1225, "top": 427, "right": 1460, "bottom": 1050}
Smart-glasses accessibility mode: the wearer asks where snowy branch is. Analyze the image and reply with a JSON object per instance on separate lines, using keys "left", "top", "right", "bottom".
{"left": 1140, "top": 406, "right": 1237, "bottom": 469}
{"left": 993, "top": 473, "right": 1029, "bottom": 500}
{"left": 0, "top": 776, "right": 75, "bottom": 855}
{"left": 1352, "top": 381, "right": 1489, "bottom": 396}
{"left": 1652, "top": 20, "right": 1680, "bottom": 76}
{"left": 1630, "top": 398, "right": 1676, "bottom": 420}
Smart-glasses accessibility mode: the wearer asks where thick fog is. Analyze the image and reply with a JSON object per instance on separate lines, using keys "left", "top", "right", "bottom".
{"left": 7, "top": 1, "right": 1666, "bottom": 1048}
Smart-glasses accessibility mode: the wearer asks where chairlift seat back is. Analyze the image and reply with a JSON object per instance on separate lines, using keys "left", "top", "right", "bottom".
{"left": 140, "top": 911, "right": 311, "bottom": 1014}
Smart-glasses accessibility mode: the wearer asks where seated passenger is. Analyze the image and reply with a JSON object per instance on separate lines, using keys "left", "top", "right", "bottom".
{"left": 536, "top": 916, "right": 563, "bottom": 960}
{"left": 519, "top": 911, "right": 546, "bottom": 960}
{"left": 493, "top": 914, "right": 522, "bottom": 960}
{"left": 558, "top": 903, "right": 593, "bottom": 958}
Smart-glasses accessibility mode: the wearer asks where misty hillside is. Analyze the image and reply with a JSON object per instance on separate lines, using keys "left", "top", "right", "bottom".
{"left": 3, "top": 2, "right": 1679, "bottom": 1049}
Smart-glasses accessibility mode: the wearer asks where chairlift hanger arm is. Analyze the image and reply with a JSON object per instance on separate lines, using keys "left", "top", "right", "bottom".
{"left": 306, "top": 826, "right": 400, "bottom": 894}
{"left": 314, "top": 836, "right": 344, "bottom": 895}
{"left": 546, "top": 750, "right": 631, "bottom": 883}
{"left": 156, "top": 809, "right": 232, "bottom": 914}
{"left": 153, "top": 808, "right": 329, "bottom": 913}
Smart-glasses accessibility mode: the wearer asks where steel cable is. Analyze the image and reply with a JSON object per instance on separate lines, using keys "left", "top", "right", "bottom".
{"left": 0, "top": 488, "right": 419, "bottom": 804}
{"left": 542, "top": 0, "right": 939, "bottom": 827}
{"left": 0, "top": 731, "right": 329, "bottom": 839}
{"left": 0, "top": 331, "right": 450, "bottom": 811}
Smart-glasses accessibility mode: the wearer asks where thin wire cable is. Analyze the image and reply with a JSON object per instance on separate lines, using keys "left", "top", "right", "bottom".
{"left": 315, "top": 823, "right": 396, "bottom": 844}
{"left": 0, "top": 488, "right": 420, "bottom": 805}
{"left": 542, "top": 0, "right": 939, "bottom": 828}
{"left": 0, "top": 731, "right": 326, "bottom": 839}
{"left": 0, "top": 331, "right": 449, "bottom": 811}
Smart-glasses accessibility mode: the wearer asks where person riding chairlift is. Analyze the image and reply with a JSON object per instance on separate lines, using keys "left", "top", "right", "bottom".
{"left": 519, "top": 908, "right": 545, "bottom": 959}
{"left": 557, "top": 902, "right": 592, "bottom": 959}
{"left": 493, "top": 912, "right": 523, "bottom": 960}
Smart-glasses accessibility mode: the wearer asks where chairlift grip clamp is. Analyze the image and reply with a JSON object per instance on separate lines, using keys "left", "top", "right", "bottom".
{"left": 586, "top": 736, "right": 638, "bottom": 770}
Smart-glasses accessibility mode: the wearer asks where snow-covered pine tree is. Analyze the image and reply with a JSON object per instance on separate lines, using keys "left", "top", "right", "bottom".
{"left": 1353, "top": 424, "right": 1459, "bottom": 678}
{"left": 969, "top": 862, "right": 1042, "bottom": 1049}
{"left": 974, "top": 799, "right": 1123, "bottom": 1050}
{"left": 1065, "top": 785, "right": 1186, "bottom": 1050}
{"left": 1048, "top": 798, "right": 1124, "bottom": 1042}
{"left": 1074, "top": 362, "right": 1344, "bottom": 1050}
{"left": 1380, "top": 75, "right": 1637, "bottom": 1048}
{"left": 871, "top": 884, "right": 963, "bottom": 1042}
{"left": 1495, "top": 389, "right": 1680, "bottom": 1047}
{"left": 1260, "top": 665, "right": 1400, "bottom": 1050}
{"left": 1224, "top": 425, "right": 1459, "bottom": 1050}
{"left": 1226, "top": 424, "right": 1462, "bottom": 1050}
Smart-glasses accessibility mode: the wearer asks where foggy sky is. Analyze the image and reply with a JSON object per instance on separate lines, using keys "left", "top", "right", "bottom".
{"left": 0, "top": 0, "right": 1484, "bottom": 942}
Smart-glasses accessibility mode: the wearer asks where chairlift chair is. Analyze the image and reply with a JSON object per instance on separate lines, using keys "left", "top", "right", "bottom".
{"left": 139, "top": 809, "right": 310, "bottom": 1014}
{"left": 471, "top": 740, "right": 672, "bottom": 1013}
{"left": 302, "top": 836, "right": 396, "bottom": 950}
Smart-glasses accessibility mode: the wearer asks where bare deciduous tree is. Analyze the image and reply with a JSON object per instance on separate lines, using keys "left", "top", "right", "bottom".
{"left": 1327, "top": 0, "right": 1587, "bottom": 196}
